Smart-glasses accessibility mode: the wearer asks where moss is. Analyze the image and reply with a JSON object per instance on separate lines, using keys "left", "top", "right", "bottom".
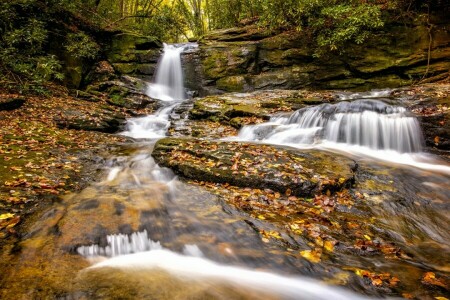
{"left": 112, "top": 63, "right": 137, "bottom": 74}
{"left": 108, "top": 94, "right": 126, "bottom": 107}
{"left": 216, "top": 76, "right": 246, "bottom": 92}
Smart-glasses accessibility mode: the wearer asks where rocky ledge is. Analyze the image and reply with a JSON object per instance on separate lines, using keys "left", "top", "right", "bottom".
{"left": 152, "top": 138, "right": 356, "bottom": 197}
{"left": 189, "top": 90, "right": 334, "bottom": 128}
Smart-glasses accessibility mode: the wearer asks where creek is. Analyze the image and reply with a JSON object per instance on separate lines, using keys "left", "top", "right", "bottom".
{"left": 1, "top": 44, "right": 448, "bottom": 299}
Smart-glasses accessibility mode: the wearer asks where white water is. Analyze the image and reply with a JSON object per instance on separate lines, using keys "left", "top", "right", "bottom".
{"left": 121, "top": 103, "right": 179, "bottom": 139}
{"left": 235, "top": 98, "right": 450, "bottom": 173}
{"left": 82, "top": 55, "right": 406, "bottom": 299}
{"left": 79, "top": 231, "right": 368, "bottom": 300}
{"left": 147, "top": 43, "right": 186, "bottom": 101}
{"left": 121, "top": 43, "right": 193, "bottom": 139}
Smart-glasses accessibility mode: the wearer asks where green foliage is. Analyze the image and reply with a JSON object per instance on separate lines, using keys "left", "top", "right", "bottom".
{"left": 0, "top": 0, "right": 99, "bottom": 93}
{"left": 65, "top": 32, "right": 100, "bottom": 59}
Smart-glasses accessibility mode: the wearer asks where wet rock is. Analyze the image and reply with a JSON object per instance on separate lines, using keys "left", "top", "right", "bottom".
{"left": 189, "top": 90, "right": 334, "bottom": 124}
{"left": 406, "top": 84, "right": 450, "bottom": 152}
{"left": 152, "top": 138, "right": 356, "bottom": 197}
{"left": 0, "top": 97, "right": 26, "bottom": 111}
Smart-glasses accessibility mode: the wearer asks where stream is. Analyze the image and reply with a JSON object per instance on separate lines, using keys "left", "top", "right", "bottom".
{"left": 1, "top": 44, "right": 448, "bottom": 299}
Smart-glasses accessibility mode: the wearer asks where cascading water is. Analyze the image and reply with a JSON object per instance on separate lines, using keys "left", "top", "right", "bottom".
{"left": 147, "top": 43, "right": 187, "bottom": 101}
{"left": 74, "top": 45, "right": 373, "bottom": 299}
{"left": 121, "top": 103, "right": 179, "bottom": 139}
{"left": 236, "top": 96, "right": 450, "bottom": 173}
{"left": 121, "top": 43, "right": 192, "bottom": 139}
{"left": 239, "top": 99, "right": 424, "bottom": 153}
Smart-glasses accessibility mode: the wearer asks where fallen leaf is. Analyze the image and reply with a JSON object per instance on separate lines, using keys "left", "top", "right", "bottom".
{"left": 300, "top": 249, "right": 321, "bottom": 263}
{"left": 0, "top": 213, "right": 15, "bottom": 220}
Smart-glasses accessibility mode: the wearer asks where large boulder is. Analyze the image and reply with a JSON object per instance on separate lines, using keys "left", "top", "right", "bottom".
{"left": 152, "top": 138, "right": 356, "bottom": 197}
{"left": 87, "top": 76, "right": 158, "bottom": 110}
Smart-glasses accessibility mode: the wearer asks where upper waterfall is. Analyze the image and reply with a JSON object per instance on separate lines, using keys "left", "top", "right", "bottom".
{"left": 147, "top": 43, "right": 186, "bottom": 101}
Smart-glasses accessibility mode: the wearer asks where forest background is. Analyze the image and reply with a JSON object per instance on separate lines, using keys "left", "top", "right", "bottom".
{"left": 0, "top": 0, "right": 448, "bottom": 93}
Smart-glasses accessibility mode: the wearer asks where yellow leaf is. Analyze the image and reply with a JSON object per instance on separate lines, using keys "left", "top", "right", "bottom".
{"left": 364, "top": 235, "right": 371, "bottom": 241}
{"left": 0, "top": 213, "right": 15, "bottom": 220}
{"left": 300, "top": 250, "right": 321, "bottom": 263}
{"left": 324, "top": 240, "right": 335, "bottom": 252}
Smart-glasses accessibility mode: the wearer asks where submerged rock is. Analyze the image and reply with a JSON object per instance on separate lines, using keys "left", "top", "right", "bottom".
{"left": 152, "top": 138, "right": 356, "bottom": 197}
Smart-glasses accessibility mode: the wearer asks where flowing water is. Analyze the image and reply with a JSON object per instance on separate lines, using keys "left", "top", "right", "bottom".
{"left": 235, "top": 97, "right": 450, "bottom": 174}
{"left": 1, "top": 45, "right": 449, "bottom": 299}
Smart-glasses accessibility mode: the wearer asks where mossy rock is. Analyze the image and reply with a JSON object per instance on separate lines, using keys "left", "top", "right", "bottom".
{"left": 69, "top": 90, "right": 100, "bottom": 102}
{"left": 136, "top": 64, "right": 156, "bottom": 75}
{"left": 216, "top": 76, "right": 247, "bottom": 92}
{"left": 152, "top": 138, "right": 356, "bottom": 197}
{"left": 110, "top": 33, "right": 161, "bottom": 52}
{"left": 189, "top": 90, "right": 331, "bottom": 123}
{"left": 201, "top": 43, "right": 257, "bottom": 79}
{"left": 112, "top": 63, "right": 137, "bottom": 74}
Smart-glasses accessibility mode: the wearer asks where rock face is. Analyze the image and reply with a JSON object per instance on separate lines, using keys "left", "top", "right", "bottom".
{"left": 189, "top": 90, "right": 334, "bottom": 128}
{"left": 152, "top": 138, "right": 356, "bottom": 197}
{"left": 106, "top": 33, "right": 162, "bottom": 78}
{"left": 405, "top": 84, "right": 450, "bottom": 152}
{"left": 199, "top": 19, "right": 450, "bottom": 93}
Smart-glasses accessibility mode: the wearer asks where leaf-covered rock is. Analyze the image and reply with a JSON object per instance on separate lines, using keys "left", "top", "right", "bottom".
{"left": 152, "top": 138, "right": 356, "bottom": 197}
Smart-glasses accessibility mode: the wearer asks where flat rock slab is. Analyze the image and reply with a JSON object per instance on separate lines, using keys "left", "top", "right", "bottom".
{"left": 152, "top": 138, "right": 356, "bottom": 197}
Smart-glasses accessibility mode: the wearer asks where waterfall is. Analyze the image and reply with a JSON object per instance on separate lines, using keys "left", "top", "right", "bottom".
{"left": 238, "top": 99, "right": 424, "bottom": 153}
{"left": 121, "top": 43, "right": 193, "bottom": 139}
{"left": 147, "top": 43, "right": 186, "bottom": 101}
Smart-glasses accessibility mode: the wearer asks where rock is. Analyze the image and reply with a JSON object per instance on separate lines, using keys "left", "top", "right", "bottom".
{"left": 0, "top": 97, "right": 26, "bottom": 111}
{"left": 88, "top": 76, "right": 157, "bottom": 110}
{"left": 202, "top": 25, "right": 272, "bottom": 42}
{"left": 199, "top": 19, "right": 450, "bottom": 93}
{"left": 189, "top": 90, "right": 333, "bottom": 124}
{"left": 84, "top": 61, "right": 116, "bottom": 85}
{"left": 406, "top": 84, "right": 450, "bottom": 151}
{"left": 106, "top": 33, "right": 161, "bottom": 77}
{"left": 152, "top": 138, "right": 356, "bottom": 197}
{"left": 69, "top": 90, "right": 101, "bottom": 102}
{"left": 54, "top": 109, "right": 126, "bottom": 133}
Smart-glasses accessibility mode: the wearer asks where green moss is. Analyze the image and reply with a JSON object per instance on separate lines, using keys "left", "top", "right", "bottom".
{"left": 112, "top": 63, "right": 137, "bottom": 74}
{"left": 216, "top": 76, "right": 246, "bottom": 92}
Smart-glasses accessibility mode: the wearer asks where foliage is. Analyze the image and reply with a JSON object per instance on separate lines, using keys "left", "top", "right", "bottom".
{"left": 0, "top": 0, "right": 98, "bottom": 93}
{"left": 65, "top": 32, "right": 101, "bottom": 60}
